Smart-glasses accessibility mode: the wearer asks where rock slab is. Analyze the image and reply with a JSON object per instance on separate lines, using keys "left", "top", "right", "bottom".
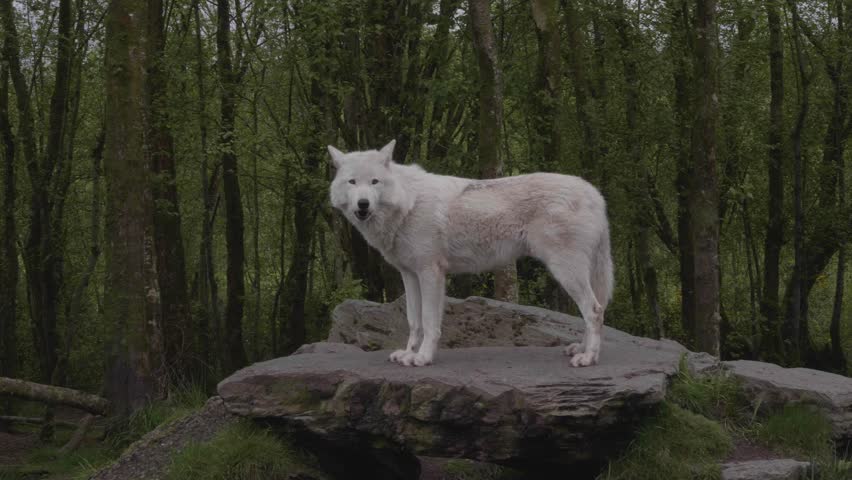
{"left": 721, "top": 459, "right": 810, "bottom": 480}
{"left": 328, "top": 295, "right": 718, "bottom": 373}
{"left": 725, "top": 360, "right": 852, "bottom": 441}
{"left": 218, "top": 341, "right": 684, "bottom": 468}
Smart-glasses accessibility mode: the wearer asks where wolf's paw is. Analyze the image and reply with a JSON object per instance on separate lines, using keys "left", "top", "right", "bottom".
{"left": 389, "top": 349, "right": 411, "bottom": 363}
{"left": 400, "top": 351, "right": 432, "bottom": 367}
{"left": 563, "top": 343, "right": 585, "bottom": 356}
{"left": 570, "top": 351, "right": 597, "bottom": 367}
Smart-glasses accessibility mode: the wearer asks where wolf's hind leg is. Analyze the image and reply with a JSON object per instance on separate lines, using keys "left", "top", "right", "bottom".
{"left": 390, "top": 271, "right": 423, "bottom": 364}
{"left": 545, "top": 256, "right": 604, "bottom": 367}
{"left": 401, "top": 266, "right": 445, "bottom": 367}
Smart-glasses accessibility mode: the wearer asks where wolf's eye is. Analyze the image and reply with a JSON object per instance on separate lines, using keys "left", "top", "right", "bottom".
{"left": 348, "top": 179, "right": 356, "bottom": 185}
{"left": 371, "top": 179, "right": 379, "bottom": 185}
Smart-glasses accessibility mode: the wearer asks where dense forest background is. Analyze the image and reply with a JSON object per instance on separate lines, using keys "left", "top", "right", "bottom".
{"left": 0, "top": 0, "right": 849, "bottom": 416}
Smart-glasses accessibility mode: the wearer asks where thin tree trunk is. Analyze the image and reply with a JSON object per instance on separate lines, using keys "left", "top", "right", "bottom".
{"left": 742, "top": 199, "right": 760, "bottom": 355}
{"left": 564, "top": 0, "right": 596, "bottom": 177}
{"left": 615, "top": 0, "right": 663, "bottom": 339}
{"left": 29, "top": 0, "right": 73, "bottom": 393}
{"left": 194, "top": 0, "right": 217, "bottom": 380}
{"left": 147, "top": 0, "right": 192, "bottom": 386}
{"left": 783, "top": 0, "right": 810, "bottom": 365}
{"left": 251, "top": 93, "right": 261, "bottom": 361}
{"left": 0, "top": 65, "right": 17, "bottom": 402}
{"left": 57, "top": 130, "right": 103, "bottom": 388}
{"left": 761, "top": 0, "right": 785, "bottom": 361}
{"left": 217, "top": 0, "right": 248, "bottom": 373}
{"left": 469, "top": 0, "right": 518, "bottom": 302}
{"left": 103, "top": 0, "right": 165, "bottom": 415}
{"left": 831, "top": 246, "right": 846, "bottom": 372}
{"left": 689, "top": 0, "right": 721, "bottom": 356}
{"left": 668, "top": 0, "right": 695, "bottom": 343}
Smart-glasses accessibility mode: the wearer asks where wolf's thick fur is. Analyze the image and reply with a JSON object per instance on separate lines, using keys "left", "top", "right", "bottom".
{"left": 329, "top": 141, "right": 614, "bottom": 367}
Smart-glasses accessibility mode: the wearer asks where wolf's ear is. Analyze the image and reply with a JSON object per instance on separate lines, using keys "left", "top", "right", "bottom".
{"left": 327, "top": 145, "right": 345, "bottom": 169}
{"left": 379, "top": 140, "right": 395, "bottom": 167}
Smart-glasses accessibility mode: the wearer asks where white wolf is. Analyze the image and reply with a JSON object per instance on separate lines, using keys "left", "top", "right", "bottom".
{"left": 328, "top": 140, "right": 613, "bottom": 367}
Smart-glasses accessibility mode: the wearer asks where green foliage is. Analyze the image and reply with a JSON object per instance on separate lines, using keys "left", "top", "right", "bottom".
{"left": 106, "top": 384, "right": 208, "bottom": 452}
{"left": 600, "top": 403, "right": 732, "bottom": 480}
{"left": 756, "top": 404, "right": 834, "bottom": 460}
{"left": 667, "top": 358, "right": 749, "bottom": 425}
{"left": 0, "top": 444, "right": 112, "bottom": 480}
{"left": 165, "top": 420, "right": 325, "bottom": 480}
{"left": 604, "top": 359, "right": 847, "bottom": 479}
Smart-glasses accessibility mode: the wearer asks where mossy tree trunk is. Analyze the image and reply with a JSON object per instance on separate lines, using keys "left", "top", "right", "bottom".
{"left": 104, "top": 0, "right": 166, "bottom": 415}
{"left": 689, "top": 0, "right": 721, "bottom": 356}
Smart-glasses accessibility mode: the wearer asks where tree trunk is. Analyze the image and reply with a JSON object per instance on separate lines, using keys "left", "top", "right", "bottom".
{"left": 251, "top": 93, "right": 261, "bottom": 361}
{"left": 28, "top": 0, "right": 73, "bottom": 389}
{"left": 530, "top": 0, "right": 562, "bottom": 170}
{"left": 103, "top": 0, "right": 165, "bottom": 415}
{"left": 194, "top": 0, "right": 218, "bottom": 380}
{"left": 781, "top": 0, "right": 811, "bottom": 366}
{"left": 668, "top": 0, "right": 695, "bottom": 343}
{"left": 689, "top": 0, "right": 721, "bottom": 356}
{"left": 615, "top": 0, "right": 664, "bottom": 339}
{"left": 564, "top": 0, "right": 597, "bottom": 177}
{"left": 0, "top": 65, "right": 16, "bottom": 393}
{"left": 760, "top": 0, "right": 785, "bottom": 361}
{"left": 57, "top": 130, "right": 103, "bottom": 389}
{"left": 469, "top": 0, "right": 518, "bottom": 303}
{"left": 147, "top": 0, "right": 192, "bottom": 385}
{"left": 831, "top": 246, "right": 846, "bottom": 372}
{"left": 0, "top": 377, "right": 109, "bottom": 416}
{"left": 217, "top": 0, "right": 248, "bottom": 374}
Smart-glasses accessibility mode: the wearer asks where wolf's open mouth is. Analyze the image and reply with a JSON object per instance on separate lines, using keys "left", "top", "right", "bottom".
{"left": 355, "top": 211, "right": 371, "bottom": 221}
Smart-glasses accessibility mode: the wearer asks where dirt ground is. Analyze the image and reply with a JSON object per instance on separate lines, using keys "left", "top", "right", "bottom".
{"left": 0, "top": 431, "right": 38, "bottom": 467}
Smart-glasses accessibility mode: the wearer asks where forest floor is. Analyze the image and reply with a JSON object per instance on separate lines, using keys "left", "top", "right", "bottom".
{"left": 0, "top": 431, "right": 38, "bottom": 468}
{"left": 0, "top": 407, "right": 109, "bottom": 480}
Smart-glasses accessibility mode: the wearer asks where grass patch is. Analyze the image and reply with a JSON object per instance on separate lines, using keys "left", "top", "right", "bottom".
{"left": 0, "top": 444, "right": 113, "bottom": 480}
{"left": 756, "top": 404, "right": 834, "bottom": 460}
{"left": 600, "top": 403, "right": 732, "bottom": 480}
{"left": 442, "top": 458, "right": 523, "bottom": 480}
{"left": 106, "top": 383, "right": 208, "bottom": 452}
{"left": 166, "top": 420, "right": 325, "bottom": 480}
{"left": 667, "top": 358, "right": 749, "bottom": 425}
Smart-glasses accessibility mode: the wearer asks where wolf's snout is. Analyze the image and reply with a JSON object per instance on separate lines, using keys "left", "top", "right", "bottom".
{"left": 355, "top": 199, "right": 371, "bottom": 220}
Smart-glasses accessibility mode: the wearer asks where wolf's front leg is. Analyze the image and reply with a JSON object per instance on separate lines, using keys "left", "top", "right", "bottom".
{"left": 390, "top": 271, "right": 422, "bottom": 364}
{"left": 401, "top": 266, "right": 445, "bottom": 367}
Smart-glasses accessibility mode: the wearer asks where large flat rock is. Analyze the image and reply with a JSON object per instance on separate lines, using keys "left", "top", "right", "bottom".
{"left": 724, "top": 360, "right": 852, "bottom": 441}
{"left": 218, "top": 342, "right": 680, "bottom": 468}
{"left": 328, "top": 296, "right": 717, "bottom": 373}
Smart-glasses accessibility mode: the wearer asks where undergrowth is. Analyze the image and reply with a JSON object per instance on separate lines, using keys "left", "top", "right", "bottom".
{"left": 600, "top": 402, "right": 732, "bottom": 480}
{"left": 601, "top": 356, "right": 848, "bottom": 480}
{"left": 165, "top": 420, "right": 325, "bottom": 480}
{"left": 0, "top": 383, "right": 208, "bottom": 480}
{"left": 105, "top": 383, "right": 208, "bottom": 452}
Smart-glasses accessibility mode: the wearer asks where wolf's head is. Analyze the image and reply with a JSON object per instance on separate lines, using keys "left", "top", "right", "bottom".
{"left": 328, "top": 140, "right": 404, "bottom": 224}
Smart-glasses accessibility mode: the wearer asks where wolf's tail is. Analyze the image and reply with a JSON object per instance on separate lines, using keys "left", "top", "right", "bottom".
{"left": 591, "top": 223, "right": 614, "bottom": 308}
